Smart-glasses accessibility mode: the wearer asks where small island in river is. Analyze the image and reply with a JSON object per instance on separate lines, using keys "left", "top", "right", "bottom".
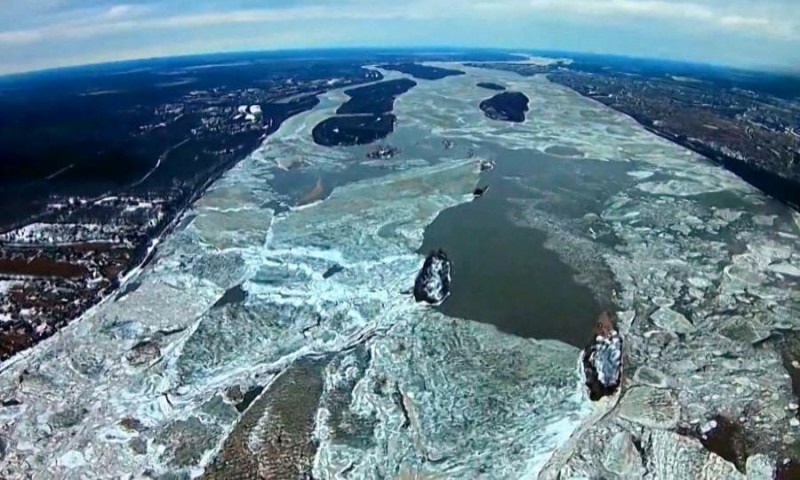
{"left": 379, "top": 63, "right": 465, "bottom": 80}
{"left": 336, "top": 79, "right": 417, "bottom": 115}
{"left": 312, "top": 115, "right": 397, "bottom": 147}
{"left": 313, "top": 79, "right": 416, "bottom": 147}
{"left": 479, "top": 91, "right": 529, "bottom": 123}
{"left": 477, "top": 82, "right": 506, "bottom": 91}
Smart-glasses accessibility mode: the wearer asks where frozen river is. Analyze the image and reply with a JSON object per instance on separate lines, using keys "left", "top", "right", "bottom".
{"left": 1, "top": 62, "right": 799, "bottom": 479}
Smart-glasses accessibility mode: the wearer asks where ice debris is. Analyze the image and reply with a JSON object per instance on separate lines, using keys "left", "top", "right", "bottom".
{"left": 651, "top": 306, "right": 696, "bottom": 335}
{"left": 618, "top": 386, "right": 681, "bottom": 430}
{"left": 768, "top": 263, "right": 800, "bottom": 277}
{"left": 746, "top": 454, "right": 776, "bottom": 480}
{"left": 633, "top": 365, "right": 670, "bottom": 389}
{"left": 602, "top": 431, "right": 646, "bottom": 478}
{"left": 479, "top": 159, "right": 496, "bottom": 171}
{"left": 645, "top": 429, "right": 744, "bottom": 479}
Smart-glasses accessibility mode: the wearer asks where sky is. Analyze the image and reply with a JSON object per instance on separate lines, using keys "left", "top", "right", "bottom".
{"left": 0, "top": 0, "right": 798, "bottom": 74}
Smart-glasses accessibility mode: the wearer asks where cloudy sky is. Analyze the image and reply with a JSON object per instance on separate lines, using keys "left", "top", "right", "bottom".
{"left": 1, "top": 0, "right": 798, "bottom": 74}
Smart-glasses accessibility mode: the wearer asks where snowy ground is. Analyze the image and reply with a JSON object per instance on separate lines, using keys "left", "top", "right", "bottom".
{"left": 0, "top": 64, "right": 798, "bottom": 479}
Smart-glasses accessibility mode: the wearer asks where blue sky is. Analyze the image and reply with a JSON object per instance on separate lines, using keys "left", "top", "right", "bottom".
{"left": 1, "top": 0, "right": 798, "bottom": 74}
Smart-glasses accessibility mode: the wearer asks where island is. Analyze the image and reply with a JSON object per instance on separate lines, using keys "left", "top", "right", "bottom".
{"left": 336, "top": 79, "right": 417, "bottom": 115}
{"left": 477, "top": 82, "right": 506, "bottom": 91}
{"left": 313, "top": 79, "right": 417, "bottom": 146}
{"left": 312, "top": 114, "right": 397, "bottom": 147}
{"left": 479, "top": 91, "right": 529, "bottom": 122}
{"left": 379, "top": 63, "right": 465, "bottom": 80}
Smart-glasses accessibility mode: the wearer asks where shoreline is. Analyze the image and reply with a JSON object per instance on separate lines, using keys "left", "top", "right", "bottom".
{"left": 545, "top": 75, "right": 800, "bottom": 213}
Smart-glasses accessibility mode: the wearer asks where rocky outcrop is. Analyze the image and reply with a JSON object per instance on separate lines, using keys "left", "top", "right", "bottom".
{"left": 582, "top": 312, "right": 623, "bottom": 400}
{"left": 473, "top": 186, "right": 489, "bottom": 198}
{"left": 366, "top": 144, "right": 400, "bottom": 159}
{"left": 413, "top": 250, "right": 451, "bottom": 306}
{"left": 479, "top": 91, "right": 529, "bottom": 122}
{"left": 322, "top": 264, "right": 345, "bottom": 279}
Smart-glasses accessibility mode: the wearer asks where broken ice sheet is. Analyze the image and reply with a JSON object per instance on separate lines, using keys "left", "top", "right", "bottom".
{"left": 314, "top": 314, "right": 592, "bottom": 479}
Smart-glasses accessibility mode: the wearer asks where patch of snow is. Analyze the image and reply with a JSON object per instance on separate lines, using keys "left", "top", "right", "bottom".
{"left": 699, "top": 419, "right": 717, "bottom": 436}
{"left": 0, "top": 280, "right": 19, "bottom": 295}
{"left": 123, "top": 201, "right": 154, "bottom": 213}
{"left": 591, "top": 332, "right": 622, "bottom": 387}
{"left": 0, "top": 222, "right": 112, "bottom": 244}
{"left": 425, "top": 258, "right": 446, "bottom": 295}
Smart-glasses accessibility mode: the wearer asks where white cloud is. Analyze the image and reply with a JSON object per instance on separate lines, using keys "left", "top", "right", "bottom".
{"left": 1, "top": 0, "right": 796, "bottom": 46}
{"left": 0, "top": 22, "right": 361, "bottom": 74}
{"left": 0, "top": 30, "right": 43, "bottom": 45}
{"left": 102, "top": 5, "right": 146, "bottom": 20}
{"left": 519, "top": 0, "right": 797, "bottom": 38}
{"left": 0, "top": 0, "right": 797, "bottom": 72}
{"left": 0, "top": 3, "right": 446, "bottom": 45}
{"left": 149, "top": 4, "right": 438, "bottom": 28}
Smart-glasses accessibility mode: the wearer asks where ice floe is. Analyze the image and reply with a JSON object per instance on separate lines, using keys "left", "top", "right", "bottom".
{"left": 651, "top": 307, "right": 696, "bottom": 334}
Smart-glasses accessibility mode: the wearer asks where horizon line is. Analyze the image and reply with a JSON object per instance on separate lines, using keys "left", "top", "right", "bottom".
{"left": 1, "top": 45, "right": 797, "bottom": 80}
